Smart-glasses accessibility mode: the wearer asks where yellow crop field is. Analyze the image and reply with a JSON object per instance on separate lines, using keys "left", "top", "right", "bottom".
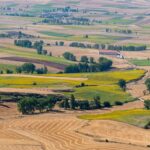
{"left": 0, "top": 69, "right": 145, "bottom": 104}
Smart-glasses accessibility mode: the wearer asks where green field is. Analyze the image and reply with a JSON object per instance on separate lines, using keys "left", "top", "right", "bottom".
{"left": 79, "top": 109, "right": 150, "bottom": 128}
{"left": 40, "top": 31, "right": 73, "bottom": 37}
{"left": 0, "top": 70, "right": 145, "bottom": 104}
{"left": 40, "top": 31, "right": 125, "bottom": 44}
{"left": 130, "top": 59, "right": 150, "bottom": 66}
{"left": 104, "top": 17, "right": 135, "bottom": 25}
{"left": 0, "top": 64, "right": 16, "bottom": 72}
{"left": 0, "top": 44, "right": 73, "bottom": 65}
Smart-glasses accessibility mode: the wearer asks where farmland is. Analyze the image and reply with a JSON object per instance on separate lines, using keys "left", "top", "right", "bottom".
{"left": 79, "top": 109, "right": 150, "bottom": 128}
{"left": 0, "top": 69, "right": 145, "bottom": 104}
{"left": 130, "top": 59, "right": 150, "bottom": 66}
{"left": 0, "top": 0, "right": 150, "bottom": 150}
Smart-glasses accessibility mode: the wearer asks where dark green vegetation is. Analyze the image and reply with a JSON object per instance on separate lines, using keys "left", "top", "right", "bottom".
{"left": 65, "top": 57, "right": 112, "bottom": 73}
{"left": 18, "top": 95, "right": 59, "bottom": 114}
{"left": 145, "top": 78, "right": 150, "bottom": 93}
{"left": 16, "top": 63, "right": 48, "bottom": 74}
{"left": 144, "top": 100, "right": 150, "bottom": 110}
{"left": 17, "top": 93, "right": 110, "bottom": 114}
{"left": 63, "top": 52, "right": 76, "bottom": 61}
{"left": 118, "top": 79, "right": 126, "bottom": 91}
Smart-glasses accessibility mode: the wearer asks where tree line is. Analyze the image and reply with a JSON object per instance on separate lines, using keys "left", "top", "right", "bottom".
{"left": 106, "top": 28, "right": 133, "bottom": 34}
{"left": 18, "top": 96, "right": 60, "bottom": 114}
{"left": 16, "top": 63, "right": 48, "bottom": 74}
{"left": 69, "top": 42, "right": 147, "bottom": 51}
{"left": 108, "top": 45, "right": 147, "bottom": 51}
{"left": 14, "top": 40, "right": 50, "bottom": 56}
{"left": 17, "top": 93, "right": 125, "bottom": 114}
{"left": 64, "top": 56, "right": 113, "bottom": 73}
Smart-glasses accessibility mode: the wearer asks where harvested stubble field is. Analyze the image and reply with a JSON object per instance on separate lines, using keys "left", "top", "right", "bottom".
{"left": 0, "top": 0, "right": 150, "bottom": 149}
{"left": 0, "top": 108, "right": 149, "bottom": 150}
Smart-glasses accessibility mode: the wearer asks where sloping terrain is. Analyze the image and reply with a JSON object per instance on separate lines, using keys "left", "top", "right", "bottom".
{"left": 0, "top": 113, "right": 149, "bottom": 150}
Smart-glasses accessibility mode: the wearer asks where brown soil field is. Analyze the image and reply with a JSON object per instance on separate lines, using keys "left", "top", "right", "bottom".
{"left": 45, "top": 46, "right": 130, "bottom": 69}
{"left": 123, "top": 51, "right": 150, "bottom": 59}
{"left": 0, "top": 56, "right": 66, "bottom": 70}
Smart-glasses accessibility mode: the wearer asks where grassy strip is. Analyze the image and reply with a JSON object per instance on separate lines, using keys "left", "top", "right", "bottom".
{"left": 130, "top": 59, "right": 150, "bottom": 66}
{"left": 0, "top": 46, "right": 73, "bottom": 65}
{"left": 79, "top": 109, "right": 150, "bottom": 128}
{"left": 39, "top": 32, "right": 125, "bottom": 44}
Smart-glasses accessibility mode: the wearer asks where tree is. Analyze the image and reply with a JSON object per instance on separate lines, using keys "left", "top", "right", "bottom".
{"left": 144, "top": 121, "right": 150, "bottom": 129}
{"left": 64, "top": 98, "right": 70, "bottom": 109}
{"left": 145, "top": 79, "right": 150, "bottom": 93}
{"left": 103, "top": 101, "right": 111, "bottom": 108}
{"left": 65, "top": 65, "right": 79, "bottom": 73}
{"left": 70, "top": 94, "right": 76, "bottom": 110}
{"left": 18, "top": 98, "right": 36, "bottom": 114}
{"left": 16, "top": 66, "right": 22, "bottom": 73}
{"left": 36, "top": 45, "right": 43, "bottom": 54}
{"left": 85, "top": 34, "right": 88, "bottom": 38}
{"left": 94, "top": 96, "right": 101, "bottom": 109}
{"left": 59, "top": 41, "right": 64, "bottom": 46}
{"left": 21, "top": 63, "right": 36, "bottom": 73}
{"left": 6, "top": 69, "right": 13, "bottom": 74}
{"left": 78, "top": 100, "right": 90, "bottom": 110}
{"left": 14, "top": 40, "right": 32, "bottom": 48}
{"left": 144, "top": 100, "right": 150, "bottom": 109}
{"left": 89, "top": 57, "right": 95, "bottom": 64}
{"left": 98, "top": 57, "right": 113, "bottom": 71}
{"left": 80, "top": 56, "right": 89, "bottom": 63}
{"left": 33, "top": 41, "right": 44, "bottom": 54}
{"left": 115, "top": 101, "right": 123, "bottom": 106}
{"left": 18, "top": 96, "right": 56, "bottom": 114}
{"left": 36, "top": 66, "right": 48, "bottom": 74}
{"left": 42, "top": 50, "right": 47, "bottom": 55}
{"left": 63, "top": 52, "right": 76, "bottom": 61}
{"left": 118, "top": 79, "right": 126, "bottom": 91}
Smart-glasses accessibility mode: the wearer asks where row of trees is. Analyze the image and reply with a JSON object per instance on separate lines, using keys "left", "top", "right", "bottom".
{"left": 14, "top": 40, "right": 49, "bottom": 55}
{"left": 17, "top": 93, "right": 125, "bottom": 114}
{"left": 69, "top": 42, "right": 106, "bottom": 49}
{"left": 16, "top": 63, "right": 48, "bottom": 74}
{"left": 63, "top": 52, "right": 95, "bottom": 63}
{"left": 106, "top": 28, "right": 132, "bottom": 34}
{"left": 18, "top": 96, "right": 58, "bottom": 114}
{"left": 65, "top": 57, "right": 113, "bottom": 73}
{"left": 108, "top": 45, "right": 147, "bottom": 51}
{"left": 69, "top": 42, "right": 147, "bottom": 51}
{"left": 59, "top": 95, "right": 103, "bottom": 110}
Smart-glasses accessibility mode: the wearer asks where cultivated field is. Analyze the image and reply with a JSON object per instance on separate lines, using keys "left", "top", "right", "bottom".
{"left": 0, "top": 69, "right": 145, "bottom": 104}
{"left": 0, "top": 0, "right": 150, "bottom": 150}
